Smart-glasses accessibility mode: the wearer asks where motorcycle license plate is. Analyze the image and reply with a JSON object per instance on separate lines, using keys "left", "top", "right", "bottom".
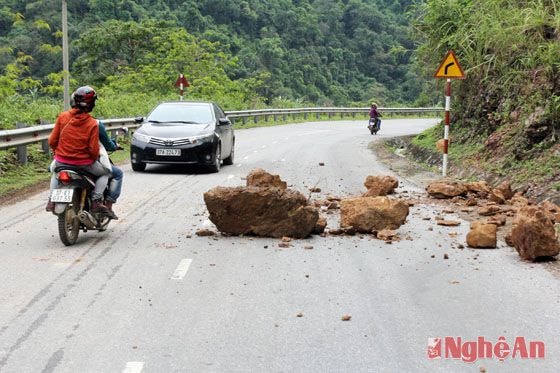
{"left": 156, "top": 149, "right": 181, "bottom": 156}
{"left": 51, "top": 189, "right": 73, "bottom": 203}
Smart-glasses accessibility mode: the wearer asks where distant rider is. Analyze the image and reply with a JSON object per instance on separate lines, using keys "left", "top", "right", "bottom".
{"left": 46, "top": 86, "right": 110, "bottom": 213}
{"left": 369, "top": 102, "right": 382, "bottom": 130}
{"left": 97, "top": 121, "right": 124, "bottom": 219}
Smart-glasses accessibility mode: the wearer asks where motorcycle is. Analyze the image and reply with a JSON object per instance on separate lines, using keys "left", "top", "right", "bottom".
{"left": 50, "top": 166, "right": 112, "bottom": 245}
{"left": 49, "top": 129, "right": 127, "bottom": 246}
{"left": 368, "top": 118, "right": 381, "bottom": 135}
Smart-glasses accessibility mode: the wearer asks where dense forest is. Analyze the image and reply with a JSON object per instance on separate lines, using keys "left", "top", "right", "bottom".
{"left": 0, "top": 0, "right": 429, "bottom": 129}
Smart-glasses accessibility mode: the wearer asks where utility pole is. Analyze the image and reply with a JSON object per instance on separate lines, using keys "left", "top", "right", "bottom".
{"left": 62, "top": 0, "right": 70, "bottom": 110}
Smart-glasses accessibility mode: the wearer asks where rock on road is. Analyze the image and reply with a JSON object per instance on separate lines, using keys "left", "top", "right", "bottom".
{"left": 0, "top": 119, "right": 558, "bottom": 372}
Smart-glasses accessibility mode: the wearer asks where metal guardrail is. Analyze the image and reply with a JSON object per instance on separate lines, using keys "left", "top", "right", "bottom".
{"left": 0, "top": 107, "right": 443, "bottom": 163}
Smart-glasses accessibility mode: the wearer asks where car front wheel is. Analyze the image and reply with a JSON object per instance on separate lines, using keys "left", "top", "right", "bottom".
{"left": 223, "top": 140, "right": 234, "bottom": 166}
{"left": 131, "top": 161, "right": 146, "bottom": 172}
{"left": 209, "top": 144, "right": 221, "bottom": 173}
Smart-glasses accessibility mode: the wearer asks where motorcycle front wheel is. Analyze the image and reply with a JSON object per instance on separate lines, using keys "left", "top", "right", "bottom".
{"left": 58, "top": 192, "right": 81, "bottom": 246}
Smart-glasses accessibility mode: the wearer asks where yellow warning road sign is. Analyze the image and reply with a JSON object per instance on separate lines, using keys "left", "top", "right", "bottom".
{"left": 434, "top": 50, "right": 465, "bottom": 79}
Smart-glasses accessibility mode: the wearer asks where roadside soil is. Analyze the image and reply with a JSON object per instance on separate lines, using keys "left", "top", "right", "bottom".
{"left": 0, "top": 179, "right": 50, "bottom": 207}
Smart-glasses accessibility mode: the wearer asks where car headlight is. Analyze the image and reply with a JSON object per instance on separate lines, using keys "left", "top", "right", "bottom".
{"left": 190, "top": 133, "right": 215, "bottom": 144}
{"left": 133, "top": 132, "right": 152, "bottom": 143}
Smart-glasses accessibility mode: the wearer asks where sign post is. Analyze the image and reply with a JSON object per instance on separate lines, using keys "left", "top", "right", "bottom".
{"left": 174, "top": 74, "right": 190, "bottom": 101}
{"left": 434, "top": 50, "right": 465, "bottom": 177}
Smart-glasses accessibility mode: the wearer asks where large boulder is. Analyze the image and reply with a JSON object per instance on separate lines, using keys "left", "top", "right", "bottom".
{"left": 204, "top": 186, "right": 318, "bottom": 238}
{"left": 510, "top": 206, "right": 560, "bottom": 260}
{"left": 466, "top": 221, "right": 497, "bottom": 248}
{"left": 340, "top": 196, "right": 409, "bottom": 233}
{"left": 362, "top": 175, "right": 399, "bottom": 197}
{"left": 246, "top": 168, "right": 287, "bottom": 189}
{"left": 540, "top": 200, "right": 560, "bottom": 223}
{"left": 426, "top": 181, "right": 468, "bottom": 199}
{"left": 465, "top": 181, "right": 491, "bottom": 197}
{"left": 495, "top": 180, "right": 514, "bottom": 200}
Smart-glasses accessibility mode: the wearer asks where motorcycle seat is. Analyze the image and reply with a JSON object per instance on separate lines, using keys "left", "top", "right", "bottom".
{"left": 54, "top": 166, "right": 97, "bottom": 179}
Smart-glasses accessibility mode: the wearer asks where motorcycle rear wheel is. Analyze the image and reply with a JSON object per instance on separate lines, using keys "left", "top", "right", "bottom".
{"left": 58, "top": 194, "right": 80, "bottom": 246}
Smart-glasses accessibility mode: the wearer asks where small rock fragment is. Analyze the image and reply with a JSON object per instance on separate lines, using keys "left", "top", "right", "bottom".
{"left": 196, "top": 229, "right": 216, "bottom": 237}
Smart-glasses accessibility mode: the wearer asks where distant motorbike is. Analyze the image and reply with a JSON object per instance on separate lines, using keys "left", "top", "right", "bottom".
{"left": 49, "top": 129, "right": 127, "bottom": 246}
{"left": 368, "top": 118, "right": 381, "bottom": 135}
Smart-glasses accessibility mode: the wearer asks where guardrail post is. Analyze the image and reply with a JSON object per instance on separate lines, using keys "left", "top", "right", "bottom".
{"left": 253, "top": 116, "right": 258, "bottom": 124}
{"left": 242, "top": 117, "right": 247, "bottom": 125}
{"left": 328, "top": 112, "right": 333, "bottom": 119}
{"left": 41, "top": 139, "right": 49, "bottom": 153}
{"left": 304, "top": 113, "right": 308, "bottom": 120}
{"left": 39, "top": 120, "right": 50, "bottom": 153}
{"left": 316, "top": 112, "right": 320, "bottom": 119}
{"left": 283, "top": 114, "right": 287, "bottom": 121}
{"left": 16, "top": 122, "right": 28, "bottom": 165}
{"left": 264, "top": 115, "right": 269, "bottom": 122}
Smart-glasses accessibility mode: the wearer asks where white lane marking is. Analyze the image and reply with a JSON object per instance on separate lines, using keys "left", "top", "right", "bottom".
{"left": 227, "top": 174, "right": 235, "bottom": 179}
{"left": 171, "top": 259, "right": 193, "bottom": 281}
{"left": 123, "top": 362, "right": 144, "bottom": 373}
{"left": 243, "top": 156, "right": 249, "bottom": 160}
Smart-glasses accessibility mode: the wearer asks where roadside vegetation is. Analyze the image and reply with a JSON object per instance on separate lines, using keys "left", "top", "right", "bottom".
{"left": 409, "top": 0, "right": 560, "bottom": 200}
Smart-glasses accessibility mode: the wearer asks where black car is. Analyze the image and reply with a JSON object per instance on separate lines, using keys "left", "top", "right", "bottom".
{"left": 130, "top": 101, "right": 235, "bottom": 172}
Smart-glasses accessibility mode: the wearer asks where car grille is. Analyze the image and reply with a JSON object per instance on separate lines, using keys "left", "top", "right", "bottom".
{"left": 148, "top": 137, "right": 192, "bottom": 147}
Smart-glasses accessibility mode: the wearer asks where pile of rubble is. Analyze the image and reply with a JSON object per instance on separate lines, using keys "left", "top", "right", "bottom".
{"left": 203, "top": 168, "right": 560, "bottom": 262}
{"left": 426, "top": 179, "right": 560, "bottom": 260}
{"left": 204, "top": 169, "right": 409, "bottom": 240}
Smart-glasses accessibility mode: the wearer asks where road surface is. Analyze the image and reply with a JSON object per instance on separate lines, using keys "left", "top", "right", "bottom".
{"left": 0, "top": 119, "right": 558, "bottom": 372}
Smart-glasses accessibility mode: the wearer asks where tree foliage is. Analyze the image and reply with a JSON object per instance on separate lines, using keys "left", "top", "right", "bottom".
{"left": 411, "top": 0, "right": 560, "bottom": 141}
{"left": 0, "top": 0, "right": 424, "bottom": 129}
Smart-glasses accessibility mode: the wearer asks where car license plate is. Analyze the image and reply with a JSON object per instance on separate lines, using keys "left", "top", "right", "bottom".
{"left": 156, "top": 149, "right": 181, "bottom": 156}
{"left": 51, "top": 189, "right": 73, "bottom": 202}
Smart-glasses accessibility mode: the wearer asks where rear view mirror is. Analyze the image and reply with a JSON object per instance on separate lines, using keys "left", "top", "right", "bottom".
{"left": 218, "top": 117, "right": 231, "bottom": 126}
{"left": 134, "top": 116, "right": 144, "bottom": 124}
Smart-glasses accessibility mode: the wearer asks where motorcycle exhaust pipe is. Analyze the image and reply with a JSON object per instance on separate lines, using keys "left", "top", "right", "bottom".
{"left": 78, "top": 211, "right": 97, "bottom": 229}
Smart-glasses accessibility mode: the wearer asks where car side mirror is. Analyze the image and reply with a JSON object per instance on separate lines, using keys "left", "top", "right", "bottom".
{"left": 134, "top": 116, "right": 144, "bottom": 124}
{"left": 218, "top": 117, "right": 231, "bottom": 126}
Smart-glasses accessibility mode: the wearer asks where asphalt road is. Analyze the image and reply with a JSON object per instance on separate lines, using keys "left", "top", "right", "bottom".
{"left": 0, "top": 119, "right": 558, "bottom": 373}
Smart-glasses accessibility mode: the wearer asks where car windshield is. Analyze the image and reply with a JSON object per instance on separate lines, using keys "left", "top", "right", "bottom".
{"left": 147, "top": 103, "right": 213, "bottom": 124}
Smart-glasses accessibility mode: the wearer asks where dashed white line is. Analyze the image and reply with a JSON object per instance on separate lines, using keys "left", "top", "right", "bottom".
{"left": 171, "top": 259, "right": 193, "bottom": 281}
{"left": 123, "top": 362, "right": 144, "bottom": 373}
